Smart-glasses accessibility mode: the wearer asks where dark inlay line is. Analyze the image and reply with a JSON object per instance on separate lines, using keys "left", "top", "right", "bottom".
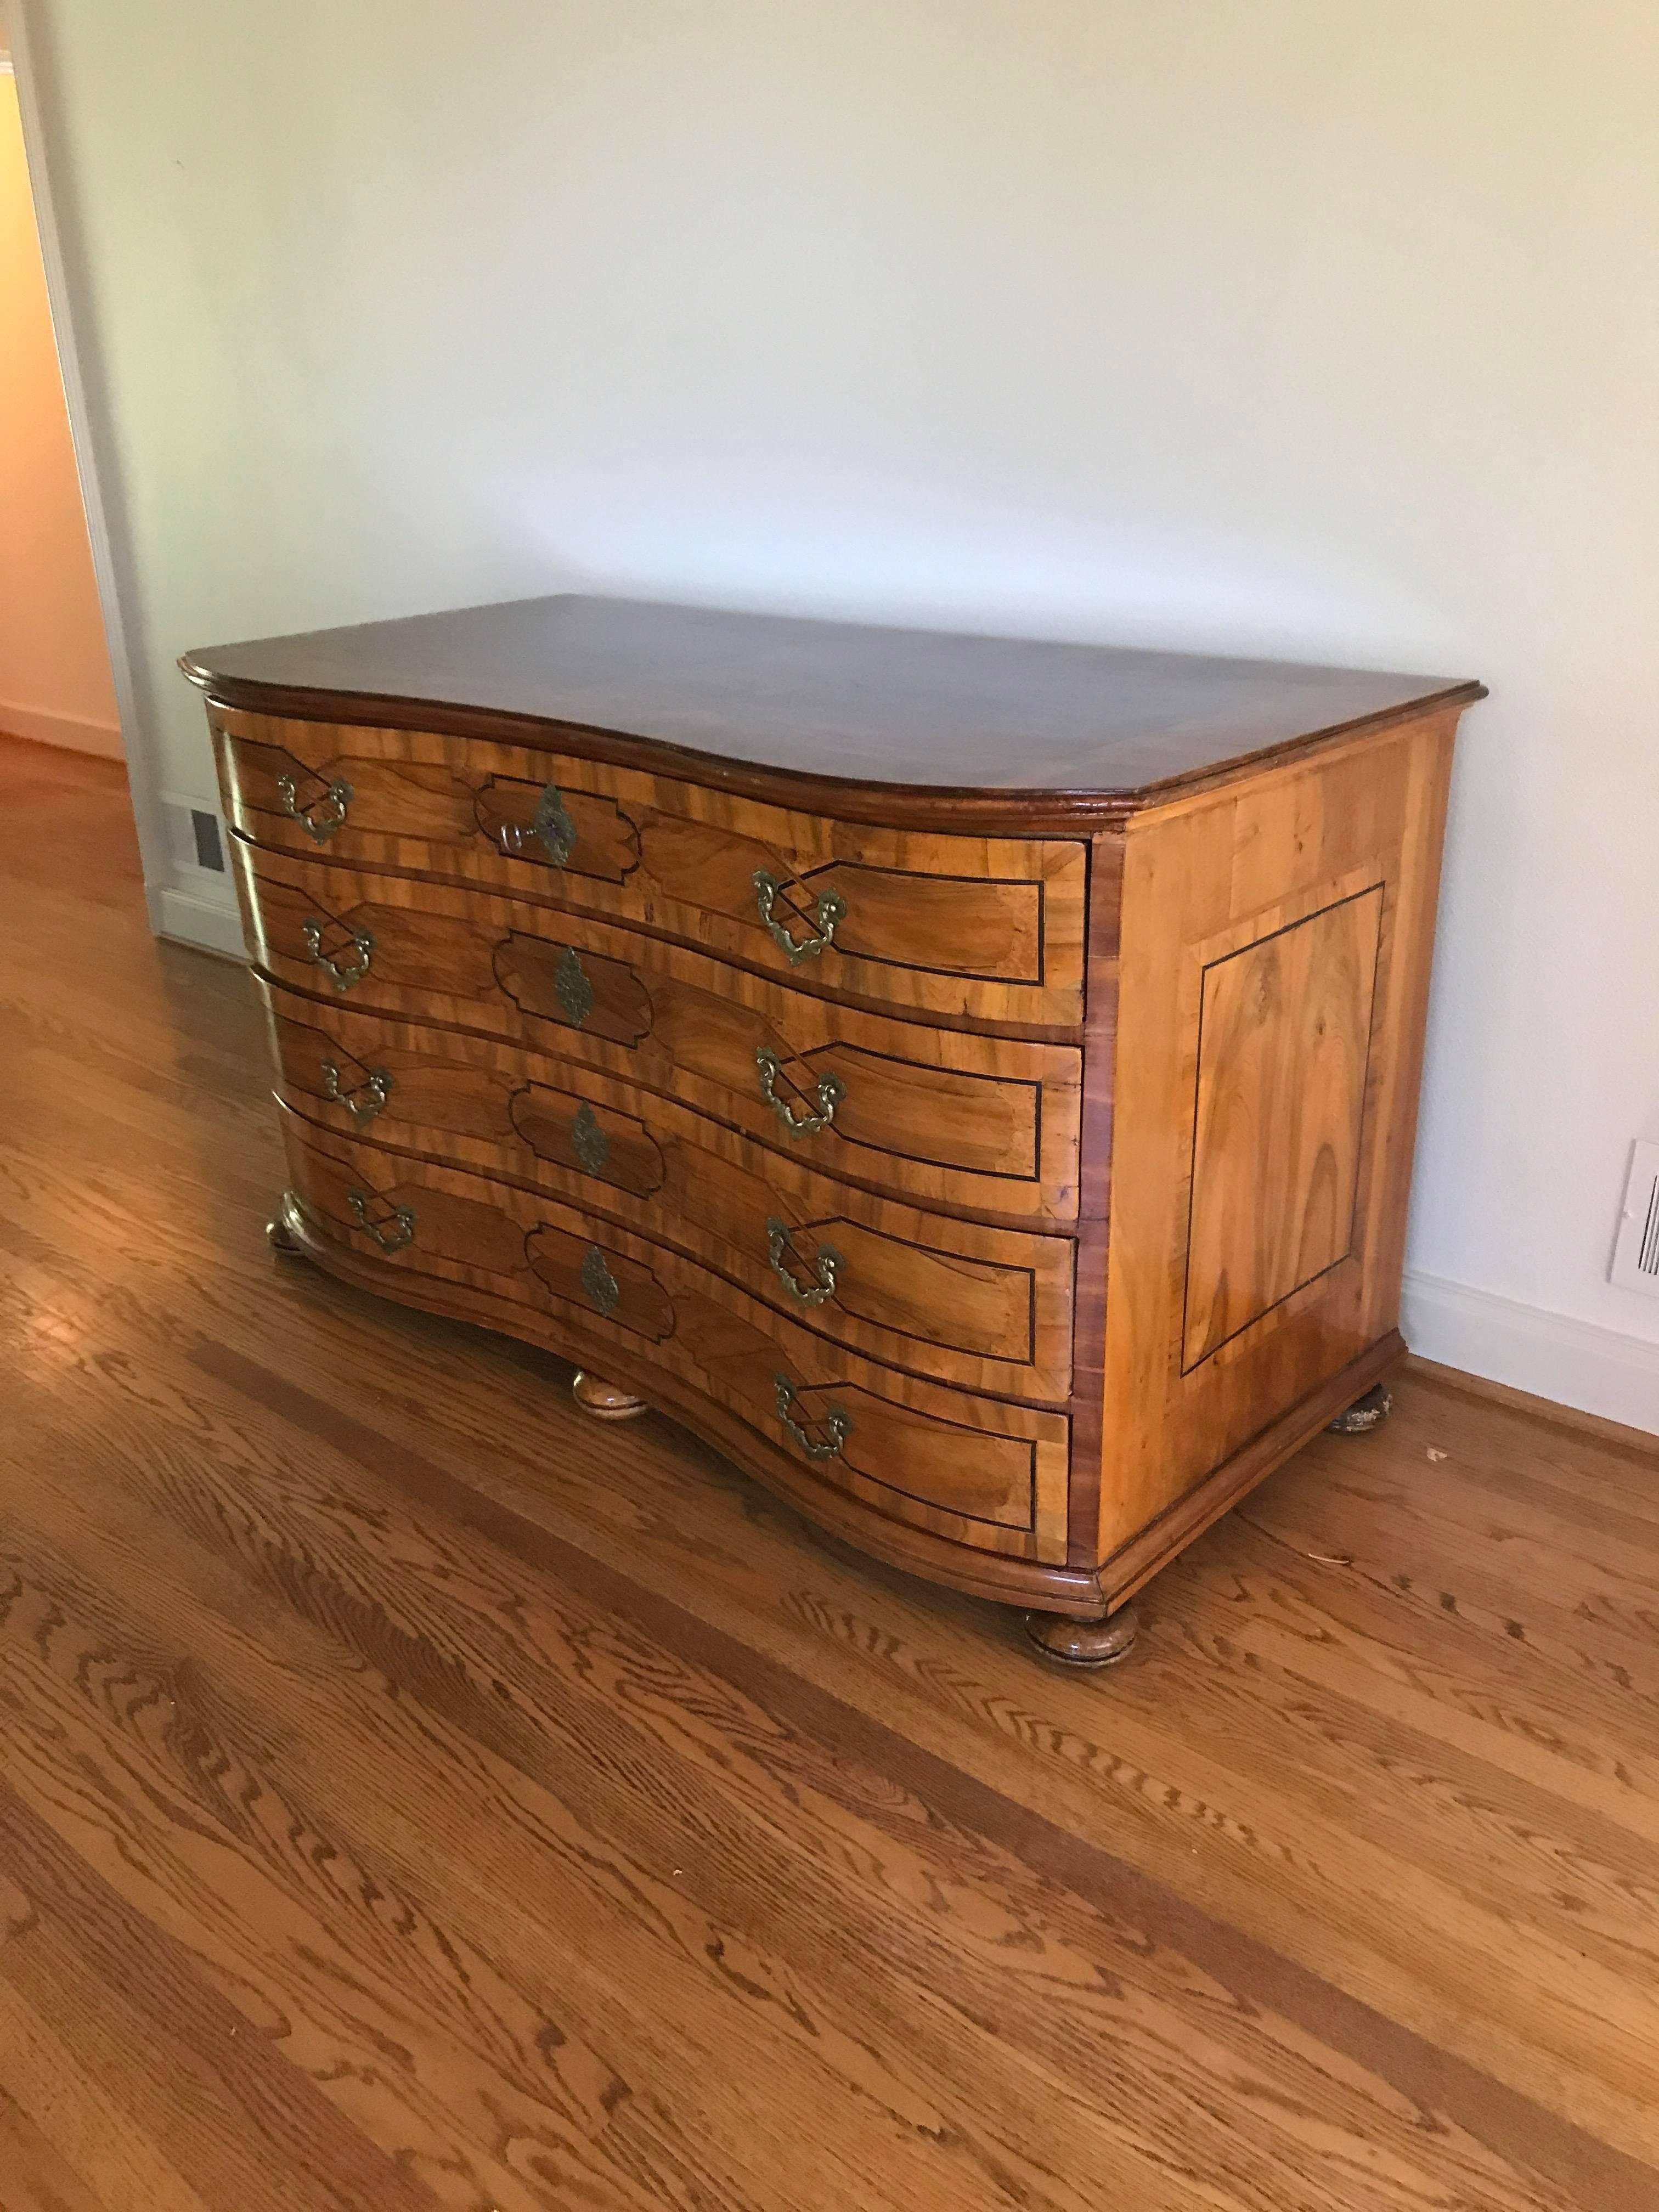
{"left": 0, "top": 1779, "right": 450, "bottom": 2212}
{"left": 194, "top": 1338, "right": 1654, "bottom": 2212}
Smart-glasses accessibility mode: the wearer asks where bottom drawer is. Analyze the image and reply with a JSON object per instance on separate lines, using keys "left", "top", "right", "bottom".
{"left": 281, "top": 1119, "right": 1068, "bottom": 1566}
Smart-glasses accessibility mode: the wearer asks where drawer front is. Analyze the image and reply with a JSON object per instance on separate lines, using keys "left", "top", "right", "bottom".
{"left": 259, "top": 981, "right": 1074, "bottom": 1402}
{"left": 235, "top": 842, "right": 1082, "bottom": 1223}
{"left": 213, "top": 708, "right": 1087, "bottom": 1027}
{"left": 281, "top": 1119, "right": 1069, "bottom": 1565}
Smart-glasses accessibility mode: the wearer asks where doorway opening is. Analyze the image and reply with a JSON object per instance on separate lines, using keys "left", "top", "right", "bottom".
{"left": 0, "top": 41, "right": 121, "bottom": 760}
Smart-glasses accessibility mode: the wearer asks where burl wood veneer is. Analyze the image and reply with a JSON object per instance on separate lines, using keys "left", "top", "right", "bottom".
{"left": 184, "top": 595, "right": 1483, "bottom": 1666}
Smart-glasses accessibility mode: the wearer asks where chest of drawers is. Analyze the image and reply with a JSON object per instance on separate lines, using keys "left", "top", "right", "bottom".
{"left": 184, "top": 595, "right": 1483, "bottom": 1667}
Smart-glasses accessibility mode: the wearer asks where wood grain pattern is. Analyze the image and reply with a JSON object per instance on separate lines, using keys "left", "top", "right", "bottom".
{"left": 279, "top": 1119, "right": 1071, "bottom": 1563}
{"left": 1, "top": 734, "right": 1656, "bottom": 2212}
{"left": 212, "top": 632, "right": 1478, "bottom": 1624}
{"left": 233, "top": 840, "right": 1084, "bottom": 1223}
{"left": 1183, "top": 882, "right": 1383, "bottom": 1367}
{"left": 213, "top": 708, "right": 1090, "bottom": 1026}
{"left": 258, "top": 980, "right": 1075, "bottom": 1401}
{"left": 182, "top": 590, "right": 1484, "bottom": 827}
{"left": 1065, "top": 828, "right": 1125, "bottom": 1566}
{"left": 201, "top": 604, "right": 1483, "bottom": 1635}
{"left": 1096, "top": 713, "right": 1458, "bottom": 1572}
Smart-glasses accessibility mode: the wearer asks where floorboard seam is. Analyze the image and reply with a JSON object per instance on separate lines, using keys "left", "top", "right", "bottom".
{"left": 194, "top": 1335, "right": 1658, "bottom": 2212}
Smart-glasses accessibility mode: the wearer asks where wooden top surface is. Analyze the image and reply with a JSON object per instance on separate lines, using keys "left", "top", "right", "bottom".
{"left": 183, "top": 594, "right": 1482, "bottom": 821}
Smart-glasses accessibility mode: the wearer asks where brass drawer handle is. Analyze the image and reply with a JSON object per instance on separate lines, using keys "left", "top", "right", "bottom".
{"left": 347, "top": 1190, "right": 415, "bottom": 1252}
{"left": 500, "top": 783, "right": 576, "bottom": 868}
{"left": 303, "top": 916, "right": 375, "bottom": 993}
{"left": 277, "top": 772, "right": 353, "bottom": 845}
{"left": 774, "top": 1375, "right": 850, "bottom": 1462}
{"left": 766, "top": 1219, "right": 841, "bottom": 1306}
{"left": 321, "top": 1062, "right": 391, "bottom": 1124}
{"left": 755, "top": 1047, "right": 845, "bottom": 1140}
{"left": 753, "top": 870, "right": 847, "bottom": 965}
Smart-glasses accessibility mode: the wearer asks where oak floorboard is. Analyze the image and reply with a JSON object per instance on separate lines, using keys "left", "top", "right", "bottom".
{"left": 0, "top": 1334, "right": 1595, "bottom": 2212}
{"left": 1, "top": 1221, "right": 1654, "bottom": 2203}
{"left": 4, "top": 1141, "right": 1659, "bottom": 2176}
{"left": 1, "top": 735, "right": 1657, "bottom": 2208}
{"left": 0, "top": 1374, "right": 1596, "bottom": 2212}
{"left": 0, "top": 2081, "right": 113, "bottom": 2212}
{"left": 2, "top": 1147, "right": 1658, "bottom": 2170}
{"left": 0, "top": 1390, "right": 1334, "bottom": 2212}
{"left": 8, "top": 1160, "right": 1656, "bottom": 2150}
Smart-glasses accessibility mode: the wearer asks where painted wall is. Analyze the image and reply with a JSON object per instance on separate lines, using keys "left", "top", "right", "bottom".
{"left": 0, "top": 63, "right": 117, "bottom": 754}
{"left": 26, "top": 1, "right": 1659, "bottom": 1423}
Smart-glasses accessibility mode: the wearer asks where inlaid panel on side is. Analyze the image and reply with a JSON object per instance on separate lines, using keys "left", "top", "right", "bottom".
{"left": 257, "top": 980, "right": 1076, "bottom": 1402}
{"left": 1097, "top": 712, "right": 1458, "bottom": 1579}
{"left": 213, "top": 709, "right": 1089, "bottom": 1026}
{"left": 280, "top": 1116, "right": 1071, "bottom": 1564}
{"left": 232, "top": 839, "right": 1084, "bottom": 1224}
{"left": 1183, "top": 883, "right": 1384, "bottom": 1368}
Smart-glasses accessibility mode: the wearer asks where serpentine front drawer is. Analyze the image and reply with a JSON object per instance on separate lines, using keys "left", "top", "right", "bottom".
{"left": 261, "top": 981, "right": 1075, "bottom": 1402}
{"left": 214, "top": 706, "right": 1089, "bottom": 1029}
{"left": 232, "top": 840, "right": 1084, "bottom": 1224}
{"left": 188, "top": 590, "right": 1483, "bottom": 1656}
{"left": 280, "top": 1116, "right": 1071, "bottom": 1567}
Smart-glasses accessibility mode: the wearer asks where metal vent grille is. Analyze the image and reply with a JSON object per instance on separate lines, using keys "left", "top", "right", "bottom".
{"left": 162, "top": 795, "right": 228, "bottom": 877}
{"left": 1610, "top": 1141, "right": 1659, "bottom": 1298}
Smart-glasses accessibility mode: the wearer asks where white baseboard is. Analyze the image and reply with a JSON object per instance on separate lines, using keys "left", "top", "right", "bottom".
{"left": 0, "top": 699, "right": 125, "bottom": 759}
{"left": 150, "top": 883, "right": 249, "bottom": 962}
{"left": 1402, "top": 1269, "right": 1659, "bottom": 1436}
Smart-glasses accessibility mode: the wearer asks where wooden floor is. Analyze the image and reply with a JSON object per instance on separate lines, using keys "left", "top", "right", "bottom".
{"left": 2, "top": 733, "right": 1657, "bottom": 2212}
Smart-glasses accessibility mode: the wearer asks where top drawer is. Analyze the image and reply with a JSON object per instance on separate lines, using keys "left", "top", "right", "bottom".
{"left": 211, "top": 708, "right": 1087, "bottom": 1029}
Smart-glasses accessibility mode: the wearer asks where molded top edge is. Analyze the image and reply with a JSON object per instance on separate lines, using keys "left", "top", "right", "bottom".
{"left": 182, "top": 592, "right": 1484, "bottom": 827}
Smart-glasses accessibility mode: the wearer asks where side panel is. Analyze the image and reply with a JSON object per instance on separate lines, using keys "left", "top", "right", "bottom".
{"left": 1096, "top": 710, "right": 1458, "bottom": 1568}
{"left": 1183, "top": 881, "right": 1384, "bottom": 1369}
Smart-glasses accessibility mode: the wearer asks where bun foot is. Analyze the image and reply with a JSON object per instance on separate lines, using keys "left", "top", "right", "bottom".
{"left": 1328, "top": 1381, "right": 1393, "bottom": 1435}
{"left": 267, "top": 1198, "right": 303, "bottom": 1256}
{"left": 1023, "top": 1600, "right": 1139, "bottom": 1669}
{"left": 573, "top": 1371, "right": 649, "bottom": 1422}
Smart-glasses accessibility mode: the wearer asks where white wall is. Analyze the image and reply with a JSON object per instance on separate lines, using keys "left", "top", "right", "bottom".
{"left": 27, "top": 0, "right": 1659, "bottom": 1425}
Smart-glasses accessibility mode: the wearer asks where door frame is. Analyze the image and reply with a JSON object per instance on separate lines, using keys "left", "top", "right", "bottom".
{"left": 6, "top": 5, "right": 188, "bottom": 938}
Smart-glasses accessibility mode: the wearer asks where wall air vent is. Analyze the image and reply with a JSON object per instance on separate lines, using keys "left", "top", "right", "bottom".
{"left": 1610, "top": 1139, "right": 1659, "bottom": 1299}
{"left": 162, "top": 795, "right": 228, "bottom": 876}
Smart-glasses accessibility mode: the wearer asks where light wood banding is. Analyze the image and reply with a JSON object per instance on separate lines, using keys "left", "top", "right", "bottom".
{"left": 216, "top": 709, "right": 1088, "bottom": 1026}
{"left": 258, "top": 980, "right": 1075, "bottom": 1401}
{"left": 233, "top": 841, "right": 1084, "bottom": 1224}
{"left": 189, "top": 595, "right": 1482, "bottom": 1637}
{"left": 1097, "top": 713, "right": 1462, "bottom": 1571}
{"left": 279, "top": 1122, "right": 1071, "bottom": 1566}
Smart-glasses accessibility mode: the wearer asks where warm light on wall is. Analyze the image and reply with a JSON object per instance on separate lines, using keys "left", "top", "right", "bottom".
{"left": 0, "top": 67, "right": 120, "bottom": 757}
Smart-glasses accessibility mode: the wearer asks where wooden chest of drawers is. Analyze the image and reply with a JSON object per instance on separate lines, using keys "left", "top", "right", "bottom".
{"left": 184, "top": 595, "right": 1483, "bottom": 1667}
